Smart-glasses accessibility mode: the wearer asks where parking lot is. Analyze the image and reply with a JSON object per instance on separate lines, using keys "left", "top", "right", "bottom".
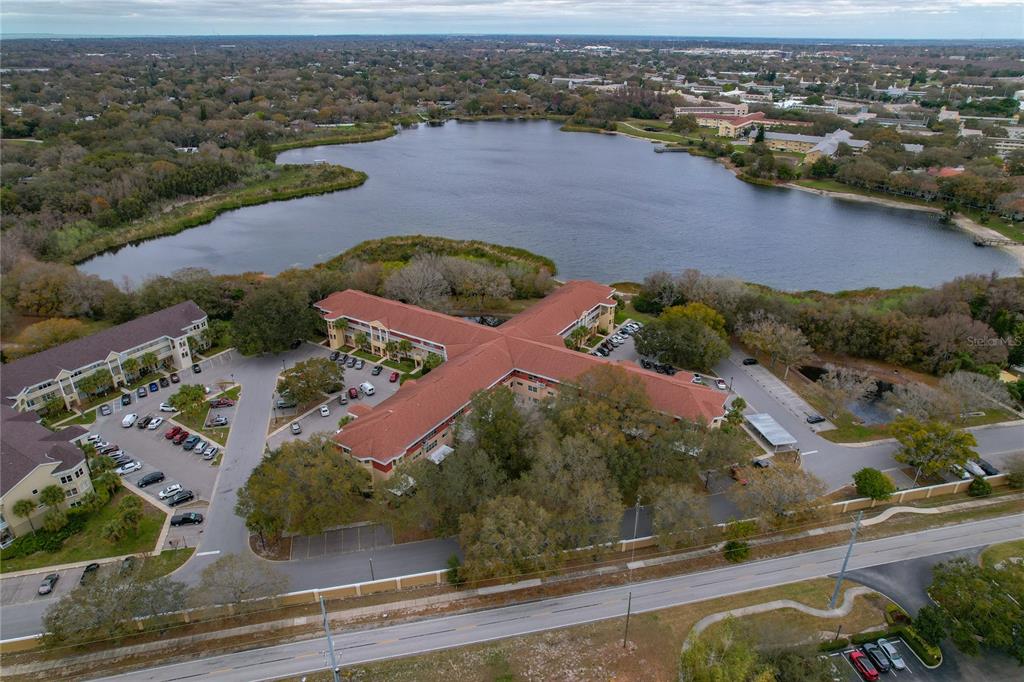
{"left": 289, "top": 523, "right": 393, "bottom": 560}
{"left": 830, "top": 639, "right": 926, "bottom": 680}
{"left": 266, "top": 357, "right": 402, "bottom": 450}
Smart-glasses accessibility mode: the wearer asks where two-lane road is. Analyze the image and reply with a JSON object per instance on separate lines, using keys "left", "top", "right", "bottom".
{"left": 99, "top": 513, "right": 1024, "bottom": 682}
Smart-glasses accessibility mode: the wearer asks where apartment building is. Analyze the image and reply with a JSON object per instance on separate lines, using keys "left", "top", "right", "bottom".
{"left": 2, "top": 301, "right": 208, "bottom": 413}
{"left": 315, "top": 281, "right": 728, "bottom": 481}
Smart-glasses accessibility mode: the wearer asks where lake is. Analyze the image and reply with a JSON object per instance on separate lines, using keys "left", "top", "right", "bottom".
{"left": 79, "top": 120, "right": 1019, "bottom": 291}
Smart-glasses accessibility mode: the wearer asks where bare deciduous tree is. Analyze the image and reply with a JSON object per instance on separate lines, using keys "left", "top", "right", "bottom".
{"left": 816, "top": 364, "right": 875, "bottom": 418}
{"left": 382, "top": 255, "right": 451, "bottom": 309}
{"left": 939, "top": 371, "right": 1012, "bottom": 420}
{"left": 729, "top": 460, "right": 827, "bottom": 525}
{"left": 884, "top": 382, "right": 958, "bottom": 421}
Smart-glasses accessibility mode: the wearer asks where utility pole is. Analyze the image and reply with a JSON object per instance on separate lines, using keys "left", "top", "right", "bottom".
{"left": 369, "top": 557, "right": 375, "bottom": 581}
{"left": 320, "top": 597, "right": 340, "bottom": 682}
{"left": 622, "top": 591, "right": 633, "bottom": 648}
{"left": 629, "top": 495, "right": 641, "bottom": 563}
{"left": 829, "top": 511, "right": 863, "bottom": 609}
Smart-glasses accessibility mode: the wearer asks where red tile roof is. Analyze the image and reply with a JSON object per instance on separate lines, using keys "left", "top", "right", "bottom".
{"left": 320, "top": 281, "right": 728, "bottom": 467}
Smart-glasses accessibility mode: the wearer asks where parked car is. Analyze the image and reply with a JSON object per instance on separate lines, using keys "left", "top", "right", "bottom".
{"left": 950, "top": 463, "right": 972, "bottom": 480}
{"left": 193, "top": 439, "right": 208, "bottom": 453}
{"left": 136, "top": 415, "right": 152, "bottom": 429}
{"left": 121, "top": 413, "right": 138, "bottom": 427}
{"left": 371, "top": 365, "right": 383, "bottom": 376}
{"left": 640, "top": 359, "right": 653, "bottom": 369}
{"left": 338, "top": 353, "right": 348, "bottom": 364}
{"left": 182, "top": 435, "right": 200, "bottom": 451}
{"left": 210, "top": 398, "right": 235, "bottom": 408}
{"left": 663, "top": 365, "right": 678, "bottom": 376}
{"left": 346, "top": 357, "right": 357, "bottom": 368}
{"left": 329, "top": 351, "right": 340, "bottom": 361}
{"left": 977, "top": 459, "right": 1000, "bottom": 476}
{"left": 389, "top": 371, "right": 400, "bottom": 383}
{"left": 275, "top": 397, "right": 297, "bottom": 409}
{"left": 752, "top": 458, "right": 772, "bottom": 469}
{"left": 100, "top": 444, "right": 120, "bottom": 455}
{"left": 165, "top": 425, "right": 183, "bottom": 440}
{"left": 80, "top": 563, "right": 99, "bottom": 585}
{"left": 169, "top": 372, "right": 180, "bottom": 384}
{"left": 964, "top": 460, "right": 986, "bottom": 478}
{"left": 159, "top": 402, "right": 176, "bottom": 412}
{"left": 290, "top": 339, "right": 302, "bottom": 349}
{"left": 359, "top": 382, "right": 376, "bottom": 395}
{"left": 338, "top": 394, "right": 348, "bottom": 405}
{"left": 38, "top": 574, "right": 60, "bottom": 595}
{"left": 691, "top": 375, "right": 704, "bottom": 385}
{"left": 137, "top": 471, "right": 165, "bottom": 488}
{"left": 147, "top": 417, "right": 164, "bottom": 430}
{"left": 172, "top": 430, "right": 190, "bottom": 445}
{"left": 159, "top": 377, "right": 170, "bottom": 388}
{"left": 715, "top": 378, "right": 728, "bottom": 390}
{"left": 848, "top": 650, "right": 878, "bottom": 681}
{"left": 290, "top": 422, "right": 302, "bottom": 435}
{"left": 148, "top": 382, "right": 159, "bottom": 393}
{"left": 207, "top": 415, "right": 228, "bottom": 427}
{"left": 876, "top": 638, "right": 906, "bottom": 671}
{"left": 111, "top": 454, "right": 131, "bottom": 466}
{"left": 352, "top": 359, "right": 363, "bottom": 370}
{"left": 168, "top": 490, "right": 195, "bottom": 506}
{"left": 742, "top": 357, "right": 758, "bottom": 365}
{"left": 99, "top": 404, "right": 113, "bottom": 416}
{"left": 158, "top": 483, "right": 182, "bottom": 499}
{"left": 319, "top": 405, "right": 331, "bottom": 417}
{"left": 203, "top": 446, "right": 219, "bottom": 461}
{"left": 192, "top": 363, "right": 202, "bottom": 373}
{"left": 116, "top": 461, "right": 142, "bottom": 475}
{"left": 121, "top": 393, "right": 132, "bottom": 406}
{"left": 862, "top": 643, "right": 890, "bottom": 674}
{"left": 137, "top": 387, "right": 147, "bottom": 398}
{"left": 348, "top": 387, "right": 359, "bottom": 400}
{"left": 729, "top": 464, "right": 748, "bottom": 486}
{"left": 86, "top": 433, "right": 102, "bottom": 443}
{"left": 806, "top": 414, "right": 826, "bottom": 424}
{"left": 170, "top": 512, "right": 204, "bottom": 526}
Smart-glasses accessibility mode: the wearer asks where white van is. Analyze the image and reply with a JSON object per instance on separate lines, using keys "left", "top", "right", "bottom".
{"left": 121, "top": 413, "right": 138, "bottom": 428}
{"left": 359, "top": 382, "right": 376, "bottom": 396}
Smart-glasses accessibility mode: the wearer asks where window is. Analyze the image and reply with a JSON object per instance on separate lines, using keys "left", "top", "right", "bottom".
{"left": 60, "top": 474, "right": 73, "bottom": 484}
{"left": 528, "top": 385, "right": 538, "bottom": 393}
{"left": 31, "top": 488, "right": 38, "bottom": 495}
{"left": 425, "top": 440, "right": 438, "bottom": 452}
{"left": 75, "top": 468, "right": 83, "bottom": 478}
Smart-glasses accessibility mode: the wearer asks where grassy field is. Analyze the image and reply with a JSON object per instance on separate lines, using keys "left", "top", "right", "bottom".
{"left": 980, "top": 539, "right": 1024, "bottom": 569}
{"left": 65, "top": 164, "right": 367, "bottom": 264}
{"left": 173, "top": 385, "right": 239, "bottom": 447}
{"left": 287, "top": 579, "right": 883, "bottom": 682}
{"left": 0, "top": 490, "right": 165, "bottom": 573}
{"left": 267, "top": 123, "right": 395, "bottom": 153}
{"left": 138, "top": 548, "right": 194, "bottom": 580}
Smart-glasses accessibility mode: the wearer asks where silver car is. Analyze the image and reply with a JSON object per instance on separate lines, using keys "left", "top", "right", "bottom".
{"left": 876, "top": 638, "right": 906, "bottom": 671}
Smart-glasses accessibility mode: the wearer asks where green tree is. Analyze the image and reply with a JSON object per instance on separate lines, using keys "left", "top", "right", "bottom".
{"left": 464, "top": 386, "right": 532, "bottom": 480}
{"left": 235, "top": 434, "right": 371, "bottom": 539}
{"left": 354, "top": 331, "right": 370, "bottom": 352}
{"left": 650, "top": 482, "right": 711, "bottom": 550}
{"left": 739, "top": 316, "right": 812, "bottom": 379}
{"left": 39, "top": 484, "right": 66, "bottom": 510}
{"left": 458, "top": 495, "right": 558, "bottom": 582}
{"left": 661, "top": 302, "right": 728, "bottom": 339}
{"left": 729, "top": 460, "right": 827, "bottom": 525}
{"left": 42, "top": 509, "right": 68, "bottom": 532}
{"left": 118, "top": 495, "right": 143, "bottom": 533}
{"left": 724, "top": 396, "right": 747, "bottom": 427}
{"left": 397, "top": 339, "right": 413, "bottom": 360}
{"left": 564, "top": 326, "right": 589, "bottom": 351}
{"left": 852, "top": 467, "right": 895, "bottom": 500}
{"left": 232, "top": 281, "right": 316, "bottom": 355}
{"left": 140, "top": 351, "right": 158, "bottom": 372}
{"left": 913, "top": 604, "right": 949, "bottom": 646}
{"left": 967, "top": 476, "right": 992, "bottom": 497}
{"left": 168, "top": 384, "right": 207, "bottom": 413}
{"left": 422, "top": 352, "right": 443, "bottom": 373}
{"left": 724, "top": 539, "right": 751, "bottom": 562}
{"left": 121, "top": 356, "right": 140, "bottom": 380}
{"left": 891, "top": 416, "right": 977, "bottom": 484}
{"left": 189, "top": 553, "right": 289, "bottom": 609}
{"left": 679, "top": 622, "right": 774, "bottom": 682}
{"left": 276, "top": 357, "right": 344, "bottom": 405}
{"left": 634, "top": 314, "right": 729, "bottom": 371}
{"left": 384, "top": 340, "right": 399, "bottom": 359}
{"left": 12, "top": 498, "right": 37, "bottom": 533}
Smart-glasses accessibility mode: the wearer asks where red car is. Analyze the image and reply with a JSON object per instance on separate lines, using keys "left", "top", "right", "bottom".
{"left": 729, "top": 464, "right": 748, "bottom": 486}
{"left": 849, "top": 650, "right": 879, "bottom": 681}
{"left": 172, "top": 430, "right": 190, "bottom": 445}
{"left": 388, "top": 371, "right": 400, "bottom": 383}
{"left": 348, "top": 387, "right": 359, "bottom": 400}
{"left": 209, "top": 398, "right": 235, "bottom": 408}
{"left": 164, "top": 425, "right": 182, "bottom": 440}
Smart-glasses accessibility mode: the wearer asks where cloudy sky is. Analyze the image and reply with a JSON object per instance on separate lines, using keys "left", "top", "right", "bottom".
{"left": 2, "top": 0, "right": 1022, "bottom": 39}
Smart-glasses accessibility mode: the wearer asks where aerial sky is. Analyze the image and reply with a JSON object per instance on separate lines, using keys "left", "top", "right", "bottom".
{"left": 1, "top": 0, "right": 1022, "bottom": 40}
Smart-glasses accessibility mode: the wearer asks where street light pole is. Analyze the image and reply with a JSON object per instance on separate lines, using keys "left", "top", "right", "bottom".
{"left": 369, "top": 557, "right": 375, "bottom": 581}
{"left": 622, "top": 591, "right": 633, "bottom": 648}
{"left": 319, "top": 597, "right": 340, "bottom": 682}
{"left": 630, "top": 495, "right": 641, "bottom": 564}
{"left": 829, "top": 511, "right": 863, "bottom": 609}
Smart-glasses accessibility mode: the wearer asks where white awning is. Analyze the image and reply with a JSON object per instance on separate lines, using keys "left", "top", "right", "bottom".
{"left": 427, "top": 444, "right": 454, "bottom": 465}
{"left": 745, "top": 413, "right": 798, "bottom": 450}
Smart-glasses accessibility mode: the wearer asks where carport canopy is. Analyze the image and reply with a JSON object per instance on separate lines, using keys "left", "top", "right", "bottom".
{"left": 745, "top": 413, "right": 798, "bottom": 451}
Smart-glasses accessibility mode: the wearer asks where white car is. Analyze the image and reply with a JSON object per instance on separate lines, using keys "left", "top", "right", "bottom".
{"left": 147, "top": 417, "right": 164, "bottom": 430}
{"left": 715, "top": 378, "right": 728, "bottom": 390}
{"left": 158, "top": 484, "right": 182, "bottom": 499}
{"left": 115, "top": 461, "right": 142, "bottom": 475}
{"left": 964, "top": 460, "right": 986, "bottom": 478}
{"left": 691, "top": 375, "right": 704, "bottom": 385}
{"left": 203, "top": 446, "right": 219, "bottom": 460}
{"left": 359, "top": 382, "right": 376, "bottom": 396}
{"left": 86, "top": 434, "right": 102, "bottom": 443}
{"left": 121, "top": 413, "right": 138, "bottom": 428}
{"left": 319, "top": 405, "right": 331, "bottom": 417}
{"left": 159, "top": 402, "right": 176, "bottom": 412}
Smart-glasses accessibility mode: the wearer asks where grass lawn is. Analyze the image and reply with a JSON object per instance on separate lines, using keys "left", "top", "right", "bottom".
{"left": 352, "top": 349, "right": 381, "bottom": 362}
{"left": 615, "top": 301, "right": 658, "bottom": 326}
{"left": 197, "top": 343, "right": 231, "bottom": 359}
{"left": 382, "top": 358, "right": 417, "bottom": 373}
{"left": 287, "top": 579, "right": 882, "bottom": 682}
{"left": 62, "top": 410, "right": 97, "bottom": 427}
{"left": 980, "top": 539, "right": 1024, "bottom": 569}
{"left": 0, "top": 490, "right": 165, "bottom": 573}
{"left": 138, "top": 548, "right": 194, "bottom": 580}
{"left": 124, "top": 372, "right": 163, "bottom": 392}
{"left": 400, "top": 369, "right": 423, "bottom": 384}
{"left": 173, "top": 385, "right": 239, "bottom": 446}
{"left": 818, "top": 407, "right": 1017, "bottom": 444}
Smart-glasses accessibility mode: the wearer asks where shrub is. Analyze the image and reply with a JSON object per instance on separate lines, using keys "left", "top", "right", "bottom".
{"left": 1005, "top": 454, "right": 1024, "bottom": 489}
{"left": 41, "top": 509, "right": 68, "bottom": 533}
{"left": 967, "top": 476, "right": 992, "bottom": 497}
{"left": 914, "top": 604, "right": 948, "bottom": 646}
{"left": 853, "top": 467, "right": 895, "bottom": 500}
{"left": 723, "top": 540, "right": 750, "bottom": 563}
{"left": 446, "top": 554, "right": 465, "bottom": 587}
{"left": 901, "top": 625, "right": 943, "bottom": 667}
{"left": 886, "top": 603, "right": 911, "bottom": 626}
{"left": 818, "top": 637, "right": 850, "bottom": 652}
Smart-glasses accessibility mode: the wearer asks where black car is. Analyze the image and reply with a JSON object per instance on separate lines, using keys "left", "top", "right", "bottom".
{"left": 346, "top": 356, "right": 357, "bottom": 368}
{"left": 168, "top": 490, "right": 195, "bottom": 506}
{"left": 806, "top": 414, "right": 826, "bottom": 424}
{"left": 121, "top": 393, "right": 132, "bottom": 406}
{"left": 338, "top": 353, "right": 348, "bottom": 364}
{"left": 137, "top": 471, "right": 165, "bottom": 488}
{"left": 664, "top": 366, "right": 678, "bottom": 376}
{"left": 289, "top": 339, "right": 303, "bottom": 349}
{"left": 977, "top": 459, "right": 999, "bottom": 476}
{"left": 137, "top": 415, "right": 152, "bottom": 429}
{"left": 329, "top": 351, "right": 340, "bottom": 361}
{"left": 170, "top": 512, "right": 204, "bottom": 526}
{"left": 169, "top": 372, "right": 180, "bottom": 384}
{"left": 741, "top": 357, "right": 758, "bottom": 365}
{"left": 38, "top": 573, "right": 59, "bottom": 595}
{"left": 862, "top": 643, "right": 890, "bottom": 673}
{"left": 371, "top": 365, "right": 383, "bottom": 376}
{"left": 159, "top": 376, "right": 170, "bottom": 388}
{"left": 80, "top": 563, "right": 100, "bottom": 585}
{"left": 640, "top": 358, "right": 653, "bottom": 369}
{"left": 191, "top": 363, "right": 202, "bottom": 373}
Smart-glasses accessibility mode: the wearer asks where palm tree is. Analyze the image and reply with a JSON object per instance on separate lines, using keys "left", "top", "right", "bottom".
{"left": 333, "top": 319, "right": 349, "bottom": 347}
{"left": 141, "top": 352, "right": 158, "bottom": 373}
{"left": 122, "top": 357, "right": 139, "bottom": 381}
{"left": 385, "top": 341, "right": 399, "bottom": 360}
{"left": 39, "top": 485, "right": 66, "bottom": 510}
{"left": 12, "top": 498, "right": 37, "bottom": 533}
{"left": 398, "top": 339, "right": 413, "bottom": 360}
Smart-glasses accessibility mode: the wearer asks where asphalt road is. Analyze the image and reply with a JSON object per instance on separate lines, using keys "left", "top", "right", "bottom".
{"left": 96, "top": 513, "right": 1024, "bottom": 682}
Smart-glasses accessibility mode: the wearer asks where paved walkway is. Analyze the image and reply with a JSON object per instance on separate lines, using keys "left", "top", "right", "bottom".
{"left": 683, "top": 586, "right": 877, "bottom": 649}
